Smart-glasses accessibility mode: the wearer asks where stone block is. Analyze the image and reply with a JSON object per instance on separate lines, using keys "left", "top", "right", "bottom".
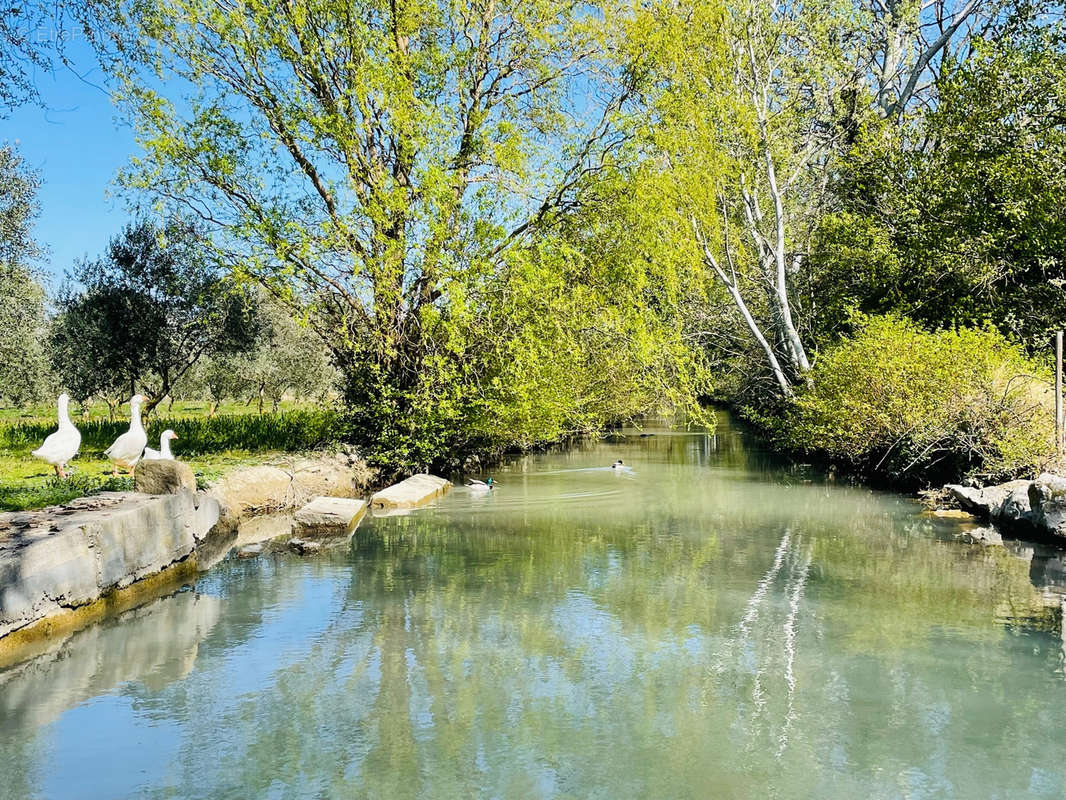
{"left": 292, "top": 497, "right": 367, "bottom": 538}
{"left": 370, "top": 474, "right": 451, "bottom": 511}
{"left": 135, "top": 460, "right": 197, "bottom": 495}
{"left": 0, "top": 527, "right": 98, "bottom": 639}
{"left": 86, "top": 493, "right": 196, "bottom": 591}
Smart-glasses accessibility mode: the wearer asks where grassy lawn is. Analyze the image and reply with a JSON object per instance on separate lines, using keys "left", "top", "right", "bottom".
{"left": 0, "top": 405, "right": 344, "bottom": 512}
{"left": 0, "top": 450, "right": 265, "bottom": 512}
{"left": 0, "top": 399, "right": 308, "bottom": 425}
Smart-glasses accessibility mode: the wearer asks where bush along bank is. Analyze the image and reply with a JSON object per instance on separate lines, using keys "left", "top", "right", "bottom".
{"left": 742, "top": 315, "right": 1057, "bottom": 490}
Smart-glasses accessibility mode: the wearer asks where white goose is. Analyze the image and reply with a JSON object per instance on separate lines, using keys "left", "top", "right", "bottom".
{"left": 31, "top": 393, "right": 82, "bottom": 478}
{"left": 143, "top": 429, "right": 178, "bottom": 461}
{"left": 105, "top": 394, "right": 148, "bottom": 476}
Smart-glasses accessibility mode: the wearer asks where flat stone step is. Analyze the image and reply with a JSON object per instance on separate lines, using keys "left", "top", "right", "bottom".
{"left": 369, "top": 474, "right": 452, "bottom": 513}
{"left": 292, "top": 496, "right": 367, "bottom": 538}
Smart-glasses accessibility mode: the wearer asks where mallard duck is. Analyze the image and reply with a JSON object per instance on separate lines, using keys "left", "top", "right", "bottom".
{"left": 611, "top": 460, "right": 625, "bottom": 469}
{"left": 105, "top": 394, "right": 148, "bottom": 476}
{"left": 143, "top": 429, "right": 178, "bottom": 460}
{"left": 466, "top": 477, "right": 494, "bottom": 491}
{"left": 31, "top": 393, "right": 81, "bottom": 478}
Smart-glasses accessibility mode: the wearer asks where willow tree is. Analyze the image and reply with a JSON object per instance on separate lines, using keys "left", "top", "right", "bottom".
{"left": 84, "top": 0, "right": 693, "bottom": 466}
{"left": 628, "top": 0, "right": 993, "bottom": 398}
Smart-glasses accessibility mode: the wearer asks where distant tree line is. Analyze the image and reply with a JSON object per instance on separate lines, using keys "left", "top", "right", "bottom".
{"left": 0, "top": 152, "right": 337, "bottom": 416}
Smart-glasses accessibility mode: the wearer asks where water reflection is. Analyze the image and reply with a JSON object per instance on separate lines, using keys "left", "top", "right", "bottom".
{"left": 1, "top": 414, "right": 1065, "bottom": 799}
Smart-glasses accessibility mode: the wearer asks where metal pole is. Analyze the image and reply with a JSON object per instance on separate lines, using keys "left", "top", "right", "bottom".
{"left": 1056, "top": 331, "right": 1063, "bottom": 459}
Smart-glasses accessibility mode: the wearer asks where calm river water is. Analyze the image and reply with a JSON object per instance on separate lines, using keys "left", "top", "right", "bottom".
{"left": 2, "top": 415, "right": 1066, "bottom": 799}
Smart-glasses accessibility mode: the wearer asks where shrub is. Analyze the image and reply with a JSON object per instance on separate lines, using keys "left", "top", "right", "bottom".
{"left": 779, "top": 315, "right": 1055, "bottom": 485}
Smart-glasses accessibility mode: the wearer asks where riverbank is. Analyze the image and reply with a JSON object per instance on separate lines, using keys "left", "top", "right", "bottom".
{"left": 942, "top": 473, "right": 1066, "bottom": 542}
{"left": 0, "top": 451, "right": 374, "bottom": 665}
{"left": 0, "top": 407, "right": 341, "bottom": 511}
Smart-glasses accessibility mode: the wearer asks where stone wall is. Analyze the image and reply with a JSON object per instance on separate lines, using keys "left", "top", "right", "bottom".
{"left": 0, "top": 451, "right": 373, "bottom": 657}
{"left": 0, "top": 489, "right": 219, "bottom": 641}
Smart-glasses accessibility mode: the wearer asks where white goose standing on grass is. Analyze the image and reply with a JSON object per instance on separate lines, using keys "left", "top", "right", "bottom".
{"left": 31, "top": 393, "right": 81, "bottom": 478}
{"left": 143, "top": 429, "right": 178, "bottom": 461}
{"left": 105, "top": 394, "right": 148, "bottom": 477}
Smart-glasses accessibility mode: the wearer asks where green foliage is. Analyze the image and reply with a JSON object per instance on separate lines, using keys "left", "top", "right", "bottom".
{"left": 0, "top": 408, "right": 340, "bottom": 457}
{"left": 817, "top": 11, "right": 1066, "bottom": 348}
{"left": 0, "top": 143, "right": 52, "bottom": 405}
{"left": 50, "top": 218, "right": 259, "bottom": 410}
{"left": 0, "top": 473, "right": 134, "bottom": 513}
{"left": 777, "top": 316, "right": 1055, "bottom": 485}
{"left": 78, "top": 0, "right": 709, "bottom": 473}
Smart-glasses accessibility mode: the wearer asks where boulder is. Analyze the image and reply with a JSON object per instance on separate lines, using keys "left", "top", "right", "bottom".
{"left": 292, "top": 497, "right": 367, "bottom": 538}
{"left": 135, "top": 460, "right": 197, "bottom": 495}
{"left": 370, "top": 474, "right": 452, "bottom": 512}
{"left": 997, "top": 484, "right": 1034, "bottom": 528}
{"left": 1029, "top": 473, "right": 1066, "bottom": 539}
{"left": 945, "top": 480, "right": 1031, "bottom": 521}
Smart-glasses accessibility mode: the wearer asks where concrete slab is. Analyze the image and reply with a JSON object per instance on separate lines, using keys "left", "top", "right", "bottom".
{"left": 370, "top": 474, "right": 452, "bottom": 512}
{"left": 0, "top": 490, "right": 219, "bottom": 640}
{"left": 292, "top": 497, "right": 367, "bottom": 538}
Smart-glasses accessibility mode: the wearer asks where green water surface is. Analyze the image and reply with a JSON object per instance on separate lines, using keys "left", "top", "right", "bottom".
{"left": 1, "top": 415, "right": 1065, "bottom": 799}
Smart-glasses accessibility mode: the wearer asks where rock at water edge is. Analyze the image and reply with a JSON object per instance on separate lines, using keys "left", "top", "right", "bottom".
{"left": 945, "top": 480, "right": 1031, "bottom": 521}
{"left": 288, "top": 539, "right": 322, "bottom": 555}
{"left": 370, "top": 474, "right": 451, "bottom": 511}
{"left": 1029, "top": 473, "right": 1066, "bottom": 539}
{"left": 292, "top": 497, "right": 367, "bottom": 538}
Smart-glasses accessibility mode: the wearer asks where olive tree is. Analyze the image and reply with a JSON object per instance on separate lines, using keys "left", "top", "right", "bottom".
{"left": 50, "top": 219, "right": 259, "bottom": 414}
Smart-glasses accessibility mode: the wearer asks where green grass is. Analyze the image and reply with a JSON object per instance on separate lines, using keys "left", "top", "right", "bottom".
{"left": 0, "top": 408, "right": 341, "bottom": 457}
{"left": 0, "top": 473, "right": 135, "bottom": 512}
{"left": 0, "top": 406, "right": 345, "bottom": 512}
{"left": 0, "top": 398, "right": 308, "bottom": 424}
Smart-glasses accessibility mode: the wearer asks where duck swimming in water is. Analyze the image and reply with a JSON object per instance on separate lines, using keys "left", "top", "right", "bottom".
{"left": 466, "top": 477, "right": 494, "bottom": 490}
{"left": 611, "top": 460, "right": 624, "bottom": 469}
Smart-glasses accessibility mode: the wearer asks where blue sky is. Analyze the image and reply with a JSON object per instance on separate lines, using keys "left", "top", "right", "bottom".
{"left": 0, "top": 38, "right": 137, "bottom": 285}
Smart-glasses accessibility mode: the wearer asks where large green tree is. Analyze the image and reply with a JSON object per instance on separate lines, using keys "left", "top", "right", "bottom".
{"left": 625, "top": 0, "right": 997, "bottom": 398}
{"left": 84, "top": 0, "right": 703, "bottom": 468}
{"left": 0, "top": 143, "right": 52, "bottom": 406}
{"left": 813, "top": 7, "right": 1066, "bottom": 347}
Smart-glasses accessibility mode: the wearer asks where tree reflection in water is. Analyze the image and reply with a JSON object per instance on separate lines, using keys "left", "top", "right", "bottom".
{"left": 1, "top": 414, "right": 1065, "bottom": 799}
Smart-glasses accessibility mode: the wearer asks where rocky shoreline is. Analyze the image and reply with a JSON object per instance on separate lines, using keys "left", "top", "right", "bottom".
{"left": 0, "top": 451, "right": 374, "bottom": 662}
{"left": 945, "top": 473, "right": 1066, "bottom": 540}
